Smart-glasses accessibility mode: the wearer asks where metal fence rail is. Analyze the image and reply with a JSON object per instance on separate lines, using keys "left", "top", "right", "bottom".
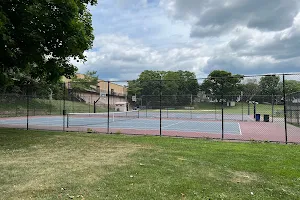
{"left": 1, "top": 74, "right": 300, "bottom": 144}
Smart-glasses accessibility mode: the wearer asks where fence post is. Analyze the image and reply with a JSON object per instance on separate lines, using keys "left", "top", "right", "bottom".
{"left": 221, "top": 81, "right": 224, "bottom": 140}
{"left": 271, "top": 94, "right": 274, "bottom": 122}
{"left": 248, "top": 102, "right": 250, "bottom": 115}
{"left": 253, "top": 103, "right": 256, "bottom": 119}
{"left": 63, "top": 82, "right": 66, "bottom": 131}
{"left": 297, "top": 94, "right": 300, "bottom": 126}
{"left": 89, "top": 94, "right": 91, "bottom": 113}
{"left": 107, "top": 81, "right": 110, "bottom": 134}
{"left": 16, "top": 97, "right": 18, "bottom": 116}
{"left": 283, "top": 74, "right": 288, "bottom": 144}
{"left": 160, "top": 79, "right": 162, "bottom": 137}
{"left": 166, "top": 107, "right": 168, "bottom": 118}
{"left": 241, "top": 96, "right": 244, "bottom": 121}
{"left": 49, "top": 99, "right": 52, "bottom": 115}
{"left": 190, "top": 94, "right": 193, "bottom": 119}
{"left": 145, "top": 97, "right": 147, "bottom": 118}
{"left": 26, "top": 94, "right": 29, "bottom": 130}
{"left": 214, "top": 100, "right": 217, "bottom": 120}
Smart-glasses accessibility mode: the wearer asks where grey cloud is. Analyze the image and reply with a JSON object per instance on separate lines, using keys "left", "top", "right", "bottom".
{"left": 247, "top": 1, "right": 298, "bottom": 31}
{"left": 203, "top": 55, "right": 300, "bottom": 75}
{"left": 256, "top": 33, "right": 300, "bottom": 60}
{"left": 229, "top": 25, "right": 300, "bottom": 60}
{"left": 165, "top": 0, "right": 300, "bottom": 37}
{"left": 191, "top": 25, "right": 232, "bottom": 37}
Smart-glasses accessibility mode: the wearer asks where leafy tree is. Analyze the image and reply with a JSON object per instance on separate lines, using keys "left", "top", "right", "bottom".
{"left": 129, "top": 70, "right": 199, "bottom": 96}
{"left": 0, "top": 0, "right": 97, "bottom": 88}
{"left": 259, "top": 75, "right": 280, "bottom": 95}
{"left": 240, "top": 79, "right": 260, "bottom": 101}
{"left": 284, "top": 80, "right": 300, "bottom": 94}
{"left": 162, "top": 71, "right": 180, "bottom": 95}
{"left": 138, "top": 70, "right": 162, "bottom": 96}
{"left": 176, "top": 70, "right": 199, "bottom": 95}
{"left": 127, "top": 80, "right": 142, "bottom": 104}
{"left": 200, "top": 70, "right": 243, "bottom": 101}
{"left": 127, "top": 80, "right": 142, "bottom": 96}
{"left": 127, "top": 70, "right": 199, "bottom": 107}
{"left": 70, "top": 71, "right": 98, "bottom": 92}
{"left": 0, "top": 68, "right": 65, "bottom": 98}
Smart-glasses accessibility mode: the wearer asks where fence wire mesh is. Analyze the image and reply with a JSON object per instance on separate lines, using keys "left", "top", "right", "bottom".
{"left": 286, "top": 91, "right": 300, "bottom": 126}
{"left": 1, "top": 74, "right": 300, "bottom": 143}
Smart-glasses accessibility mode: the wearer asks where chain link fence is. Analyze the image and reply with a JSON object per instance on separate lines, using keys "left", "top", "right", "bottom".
{"left": 286, "top": 91, "right": 300, "bottom": 126}
{"left": 1, "top": 74, "right": 300, "bottom": 143}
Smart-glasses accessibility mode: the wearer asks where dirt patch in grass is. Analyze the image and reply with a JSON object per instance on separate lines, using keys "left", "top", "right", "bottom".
{"left": 230, "top": 171, "right": 258, "bottom": 183}
{"left": 0, "top": 135, "right": 144, "bottom": 199}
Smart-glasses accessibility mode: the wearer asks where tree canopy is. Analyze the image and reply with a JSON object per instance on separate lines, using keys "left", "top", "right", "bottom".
{"left": 127, "top": 70, "right": 199, "bottom": 107}
{"left": 70, "top": 71, "right": 98, "bottom": 92}
{"left": 200, "top": 70, "right": 243, "bottom": 101}
{"left": 284, "top": 80, "right": 300, "bottom": 95}
{"left": 0, "top": 0, "right": 97, "bottom": 89}
{"left": 128, "top": 70, "right": 199, "bottom": 97}
{"left": 259, "top": 75, "right": 280, "bottom": 96}
{"left": 240, "top": 79, "right": 260, "bottom": 101}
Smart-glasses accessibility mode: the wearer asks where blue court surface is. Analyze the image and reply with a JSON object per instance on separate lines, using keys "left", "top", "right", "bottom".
{"left": 138, "top": 111, "right": 253, "bottom": 122}
{"left": 0, "top": 115, "right": 242, "bottom": 135}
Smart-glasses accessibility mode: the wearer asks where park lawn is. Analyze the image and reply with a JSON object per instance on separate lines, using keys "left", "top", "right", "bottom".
{"left": 0, "top": 98, "right": 106, "bottom": 117}
{"left": 0, "top": 129, "right": 300, "bottom": 200}
{"left": 150, "top": 102, "right": 284, "bottom": 116}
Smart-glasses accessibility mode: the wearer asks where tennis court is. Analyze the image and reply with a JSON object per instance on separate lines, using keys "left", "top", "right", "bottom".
{"left": 0, "top": 112, "right": 240, "bottom": 134}
{"left": 1, "top": 110, "right": 300, "bottom": 142}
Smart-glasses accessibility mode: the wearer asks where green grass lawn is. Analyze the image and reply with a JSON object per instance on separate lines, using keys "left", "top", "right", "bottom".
{"left": 150, "top": 102, "right": 284, "bottom": 116}
{"left": 0, "top": 128, "right": 299, "bottom": 199}
{"left": 0, "top": 98, "right": 107, "bottom": 117}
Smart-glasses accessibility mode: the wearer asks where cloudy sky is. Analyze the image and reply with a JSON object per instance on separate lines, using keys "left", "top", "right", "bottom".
{"left": 73, "top": 0, "right": 300, "bottom": 81}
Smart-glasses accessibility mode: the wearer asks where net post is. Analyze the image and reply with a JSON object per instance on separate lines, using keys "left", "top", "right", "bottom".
{"left": 283, "top": 74, "right": 288, "bottom": 144}
{"left": 107, "top": 81, "right": 110, "bottom": 134}
{"left": 66, "top": 113, "right": 69, "bottom": 128}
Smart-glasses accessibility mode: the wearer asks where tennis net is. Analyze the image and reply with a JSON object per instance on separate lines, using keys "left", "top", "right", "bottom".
{"left": 67, "top": 110, "right": 140, "bottom": 127}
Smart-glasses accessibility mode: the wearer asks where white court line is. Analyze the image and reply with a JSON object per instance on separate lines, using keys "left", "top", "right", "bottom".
{"left": 238, "top": 123, "right": 242, "bottom": 135}
{"left": 162, "top": 121, "right": 186, "bottom": 128}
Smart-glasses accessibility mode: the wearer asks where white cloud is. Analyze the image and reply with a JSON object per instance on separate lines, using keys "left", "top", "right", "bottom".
{"left": 72, "top": 0, "right": 300, "bottom": 81}
{"left": 73, "top": 34, "right": 212, "bottom": 80}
